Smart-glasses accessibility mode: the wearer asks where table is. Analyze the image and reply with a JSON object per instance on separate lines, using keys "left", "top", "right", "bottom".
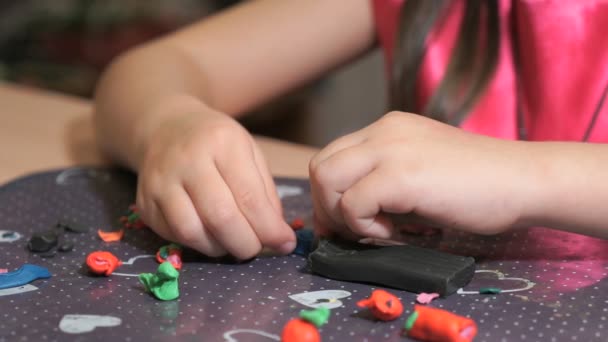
{"left": 0, "top": 83, "right": 606, "bottom": 342}
{"left": 0, "top": 82, "right": 318, "bottom": 184}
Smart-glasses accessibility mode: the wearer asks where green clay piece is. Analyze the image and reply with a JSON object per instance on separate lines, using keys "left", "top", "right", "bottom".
{"left": 128, "top": 212, "right": 140, "bottom": 223}
{"left": 299, "top": 307, "right": 330, "bottom": 328}
{"left": 479, "top": 287, "right": 502, "bottom": 294}
{"left": 159, "top": 246, "right": 169, "bottom": 259}
{"left": 404, "top": 311, "right": 419, "bottom": 331}
{"left": 139, "top": 262, "right": 180, "bottom": 301}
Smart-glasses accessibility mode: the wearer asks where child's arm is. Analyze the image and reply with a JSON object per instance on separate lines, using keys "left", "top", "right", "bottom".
{"left": 94, "top": 0, "right": 374, "bottom": 170}
{"left": 93, "top": 0, "right": 376, "bottom": 258}
{"left": 310, "top": 112, "right": 608, "bottom": 240}
{"left": 524, "top": 141, "right": 608, "bottom": 238}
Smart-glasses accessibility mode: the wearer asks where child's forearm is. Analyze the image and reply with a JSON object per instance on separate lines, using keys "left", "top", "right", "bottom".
{"left": 93, "top": 0, "right": 374, "bottom": 172}
{"left": 525, "top": 141, "right": 608, "bottom": 238}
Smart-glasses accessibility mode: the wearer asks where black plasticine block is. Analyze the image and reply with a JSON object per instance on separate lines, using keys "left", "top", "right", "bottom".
{"left": 308, "top": 239, "right": 475, "bottom": 296}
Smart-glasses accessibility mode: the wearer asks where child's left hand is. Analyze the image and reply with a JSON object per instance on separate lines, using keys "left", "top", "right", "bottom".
{"left": 309, "top": 111, "right": 541, "bottom": 240}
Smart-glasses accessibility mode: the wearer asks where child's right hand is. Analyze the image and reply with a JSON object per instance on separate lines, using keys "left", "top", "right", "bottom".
{"left": 135, "top": 106, "right": 296, "bottom": 260}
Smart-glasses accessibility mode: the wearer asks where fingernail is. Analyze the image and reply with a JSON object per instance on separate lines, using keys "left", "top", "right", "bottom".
{"left": 278, "top": 241, "right": 296, "bottom": 255}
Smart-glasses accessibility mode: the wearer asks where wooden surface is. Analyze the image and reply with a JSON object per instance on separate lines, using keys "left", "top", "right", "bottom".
{"left": 0, "top": 82, "right": 317, "bottom": 184}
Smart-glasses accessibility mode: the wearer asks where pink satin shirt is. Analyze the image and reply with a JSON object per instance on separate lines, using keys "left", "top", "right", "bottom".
{"left": 372, "top": 0, "right": 608, "bottom": 142}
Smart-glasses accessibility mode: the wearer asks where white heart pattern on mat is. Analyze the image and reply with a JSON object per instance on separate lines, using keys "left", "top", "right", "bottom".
{"left": 59, "top": 314, "right": 122, "bottom": 334}
{"left": 0, "top": 230, "right": 22, "bottom": 243}
{"left": 457, "top": 269, "right": 536, "bottom": 295}
{"left": 111, "top": 254, "right": 156, "bottom": 277}
{"left": 289, "top": 290, "right": 351, "bottom": 309}
{"left": 223, "top": 329, "right": 280, "bottom": 341}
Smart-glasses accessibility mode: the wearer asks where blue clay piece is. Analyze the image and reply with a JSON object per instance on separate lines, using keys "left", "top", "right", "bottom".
{"left": 293, "top": 229, "right": 314, "bottom": 257}
{"left": 0, "top": 264, "right": 52, "bottom": 289}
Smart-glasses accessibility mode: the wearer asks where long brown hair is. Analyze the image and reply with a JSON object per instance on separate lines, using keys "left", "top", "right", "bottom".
{"left": 390, "top": 0, "right": 500, "bottom": 126}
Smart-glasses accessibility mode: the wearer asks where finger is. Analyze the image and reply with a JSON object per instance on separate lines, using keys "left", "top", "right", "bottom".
{"left": 310, "top": 144, "right": 378, "bottom": 226}
{"left": 185, "top": 168, "right": 262, "bottom": 260}
{"left": 251, "top": 139, "right": 283, "bottom": 215}
{"left": 137, "top": 186, "right": 191, "bottom": 250}
{"left": 309, "top": 132, "right": 369, "bottom": 238}
{"left": 137, "top": 175, "right": 213, "bottom": 253}
{"left": 312, "top": 209, "right": 361, "bottom": 241}
{"left": 136, "top": 177, "right": 158, "bottom": 231}
{"left": 389, "top": 212, "right": 444, "bottom": 231}
{"left": 135, "top": 176, "right": 147, "bottom": 220}
{"left": 141, "top": 198, "right": 175, "bottom": 242}
{"left": 156, "top": 186, "right": 227, "bottom": 257}
{"left": 340, "top": 168, "right": 415, "bottom": 239}
{"left": 216, "top": 145, "right": 295, "bottom": 254}
{"left": 311, "top": 183, "right": 344, "bottom": 237}
{"left": 184, "top": 164, "right": 262, "bottom": 260}
{"left": 309, "top": 129, "right": 367, "bottom": 169}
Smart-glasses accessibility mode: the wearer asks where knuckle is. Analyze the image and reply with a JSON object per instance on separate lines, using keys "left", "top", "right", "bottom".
{"left": 309, "top": 154, "right": 321, "bottom": 176}
{"left": 309, "top": 159, "right": 332, "bottom": 186}
{"left": 165, "top": 213, "right": 200, "bottom": 238}
{"left": 235, "top": 189, "right": 260, "bottom": 213}
{"left": 383, "top": 110, "right": 405, "bottom": 120}
{"left": 207, "top": 203, "right": 237, "bottom": 228}
{"left": 205, "top": 121, "right": 244, "bottom": 148}
{"left": 171, "top": 147, "right": 197, "bottom": 169}
{"left": 378, "top": 111, "right": 408, "bottom": 128}
{"left": 141, "top": 169, "right": 163, "bottom": 192}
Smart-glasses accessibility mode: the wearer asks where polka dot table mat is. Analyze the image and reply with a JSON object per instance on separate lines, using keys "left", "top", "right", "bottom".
{"left": 0, "top": 168, "right": 606, "bottom": 341}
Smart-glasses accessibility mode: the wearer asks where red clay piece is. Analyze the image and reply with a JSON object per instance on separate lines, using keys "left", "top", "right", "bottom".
{"left": 120, "top": 205, "right": 147, "bottom": 229}
{"left": 290, "top": 218, "right": 305, "bottom": 230}
{"left": 86, "top": 251, "right": 122, "bottom": 276}
{"left": 404, "top": 305, "right": 477, "bottom": 342}
{"left": 357, "top": 289, "right": 404, "bottom": 321}
{"left": 155, "top": 244, "right": 183, "bottom": 270}
{"left": 281, "top": 318, "right": 320, "bottom": 342}
{"left": 132, "top": 220, "right": 146, "bottom": 229}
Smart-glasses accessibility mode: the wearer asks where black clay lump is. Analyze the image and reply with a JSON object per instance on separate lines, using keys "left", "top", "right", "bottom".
{"left": 308, "top": 239, "right": 475, "bottom": 296}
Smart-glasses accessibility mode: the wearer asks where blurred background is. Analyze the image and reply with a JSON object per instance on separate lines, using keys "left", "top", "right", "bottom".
{"left": 0, "top": 0, "right": 385, "bottom": 147}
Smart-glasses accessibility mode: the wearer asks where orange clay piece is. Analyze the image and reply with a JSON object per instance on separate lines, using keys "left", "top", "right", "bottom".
{"left": 97, "top": 229, "right": 124, "bottom": 242}
{"left": 290, "top": 218, "right": 305, "bottom": 230}
{"left": 405, "top": 305, "right": 477, "bottom": 342}
{"left": 357, "top": 289, "right": 404, "bottom": 321}
{"left": 86, "top": 251, "right": 122, "bottom": 276}
{"left": 281, "top": 318, "right": 320, "bottom": 342}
